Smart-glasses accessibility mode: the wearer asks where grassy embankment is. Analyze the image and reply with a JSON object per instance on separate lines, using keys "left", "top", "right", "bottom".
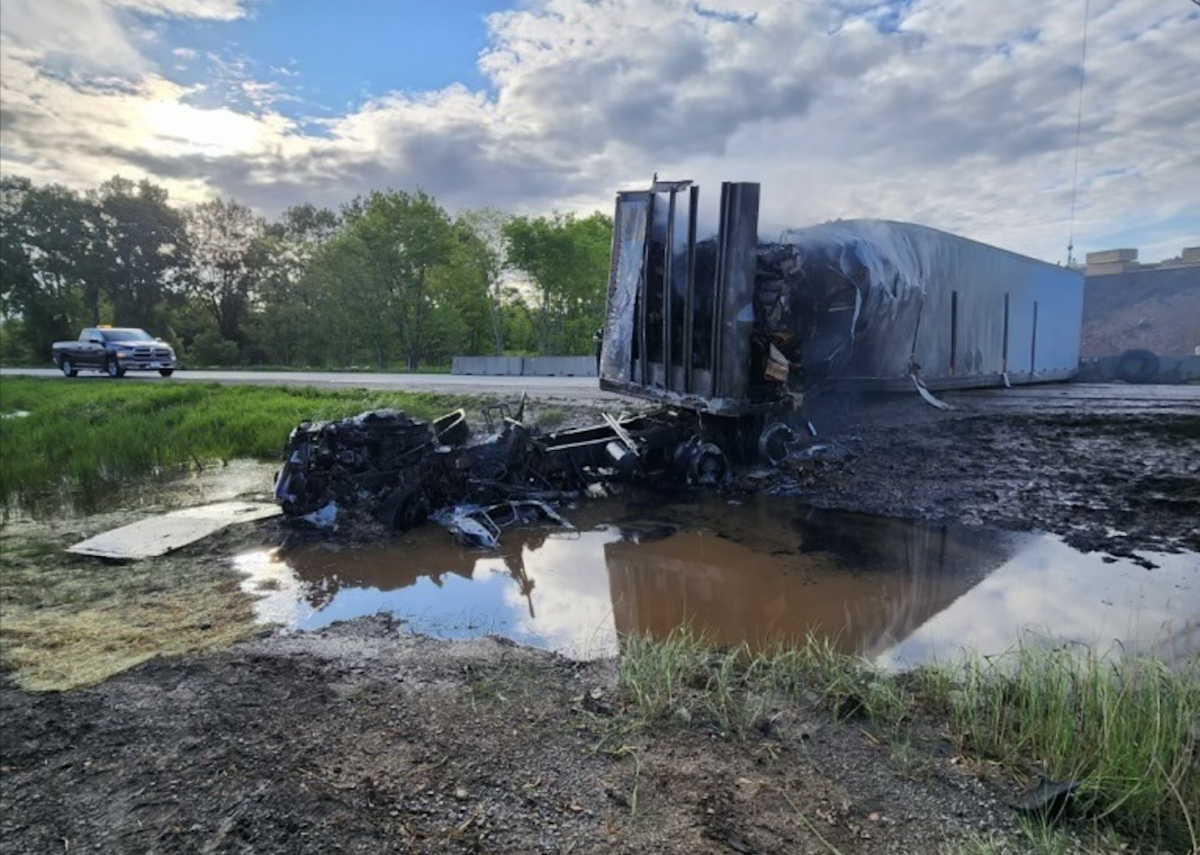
{"left": 0, "top": 377, "right": 479, "bottom": 690}
{"left": 618, "top": 628, "right": 1198, "bottom": 854}
{"left": 0, "top": 377, "right": 475, "bottom": 506}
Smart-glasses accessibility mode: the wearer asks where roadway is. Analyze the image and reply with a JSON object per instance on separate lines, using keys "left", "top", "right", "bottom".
{"left": 3, "top": 367, "right": 1196, "bottom": 415}
{"left": 0, "top": 367, "right": 624, "bottom": 404}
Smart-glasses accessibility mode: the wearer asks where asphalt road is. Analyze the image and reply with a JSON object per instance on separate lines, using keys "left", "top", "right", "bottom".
{"left": 3, "top": 367, "right": 1197, "bottom": 415}
{"left": 0, "top": 367, "right": 624, "bottom": 402}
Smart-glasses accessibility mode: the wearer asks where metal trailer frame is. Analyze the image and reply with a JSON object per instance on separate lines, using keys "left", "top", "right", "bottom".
{"left": 599, "top": 180, "right": 779, "bottom": 418}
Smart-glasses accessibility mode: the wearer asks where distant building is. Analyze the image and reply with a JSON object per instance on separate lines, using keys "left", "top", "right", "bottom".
{"left": 1085, "top": 245, "right": 1200, "bottom": 276}
{"left": 1166, "top": 246, "right": 1200, "bottom": 268}
{"left": 1080, "top": 245, "right": 1199, "bottom": 358}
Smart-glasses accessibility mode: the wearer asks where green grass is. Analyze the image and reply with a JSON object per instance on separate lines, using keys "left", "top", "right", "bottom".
{"left": 0, "top": 377, "right": 478, "bottom": 506}
{"left": 617, "top": 625, "right": 712, "bottom": 723}
{"left": 924, "top": 645, "right": 1199, "bottom": 851}
{"left": 618, "top": 630, "right": 1199, "bottom": 852}
{"left": 617, "top": 628, "right": 909, "bottom": 735}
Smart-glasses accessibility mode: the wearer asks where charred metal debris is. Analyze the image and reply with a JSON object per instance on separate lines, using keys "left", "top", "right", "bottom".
{"left": 273, "top": 401, "right": 799, "bottom": 546}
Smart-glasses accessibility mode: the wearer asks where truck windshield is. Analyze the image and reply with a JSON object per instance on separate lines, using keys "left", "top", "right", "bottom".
{"left": 101, "top": 328, "right": 153, "bottom": 342}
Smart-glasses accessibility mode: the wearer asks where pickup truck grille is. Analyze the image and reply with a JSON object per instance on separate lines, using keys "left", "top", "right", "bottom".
{"left": 130, "top": 346, "right": 172, "bottom": 360}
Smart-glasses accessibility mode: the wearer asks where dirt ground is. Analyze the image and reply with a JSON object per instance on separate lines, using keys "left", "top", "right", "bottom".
{"left": 2, "top": 382, "right": 1198, "bottom": 855}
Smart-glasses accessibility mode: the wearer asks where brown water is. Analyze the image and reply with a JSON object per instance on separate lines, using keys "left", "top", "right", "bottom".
{"left": 235, "top": 490, "right": 1199, "bottom": 667}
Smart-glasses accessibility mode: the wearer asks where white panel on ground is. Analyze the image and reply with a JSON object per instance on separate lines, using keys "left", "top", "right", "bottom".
{"left": 67, "top": 501, "right": 281, "bottom": 559}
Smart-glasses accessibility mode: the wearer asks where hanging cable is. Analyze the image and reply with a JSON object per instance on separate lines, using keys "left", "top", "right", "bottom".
{"left": 1066, "top": 0, "right": 1091, "bottom": 267}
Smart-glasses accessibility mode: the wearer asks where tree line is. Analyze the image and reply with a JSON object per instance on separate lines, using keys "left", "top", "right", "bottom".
{"left": 0, "top": 174, "right": 613, "bottom": 369}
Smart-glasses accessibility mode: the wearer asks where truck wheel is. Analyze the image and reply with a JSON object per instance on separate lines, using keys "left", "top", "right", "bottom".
{"left": 60, "top": 358, "right": 77, "bottom": 378}
{"left": 1114, "top": 349, "right": 1159, "bottom": 384}
{"left": 758, "top": 422, "right": 796, "bottom": 466}
{"left": 106, "top": 360, "right": 126, "bottom": 379}
{"left": 688, "top": 443, "right": 729, "bottom": 486}
{"left": 374, "top": 487, "right": 427, "bottom": 531}
{"left": 159, "top": 369, "right": 175, "bottom": 377}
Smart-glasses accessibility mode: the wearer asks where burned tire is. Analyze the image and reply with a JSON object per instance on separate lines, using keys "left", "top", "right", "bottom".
{"left": 688, "top": 443, "right": 729, "bottom": 486}
{"left": 758, "top": 422, "right": 796, "bottom": 466}
{"left": 1114, "top": 349, "right": 1160, "bottom": 384}
{"left": 60, "top": 358, "right": 77, "bottom": 377}
{"left": 374, "top": 487, "right": 427, "bottom": 531}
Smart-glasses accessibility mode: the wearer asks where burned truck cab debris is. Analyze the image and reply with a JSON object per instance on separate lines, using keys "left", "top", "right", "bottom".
{"left": 274, "top": 409, "right": 466, "bottom": 530}
{"left": 274, "top": 401, "right": 725, "bottom": 542}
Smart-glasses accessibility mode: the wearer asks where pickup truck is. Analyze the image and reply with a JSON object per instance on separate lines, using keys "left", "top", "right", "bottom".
{"left": 52, "top": 327, "right": 177, "bottom": 378}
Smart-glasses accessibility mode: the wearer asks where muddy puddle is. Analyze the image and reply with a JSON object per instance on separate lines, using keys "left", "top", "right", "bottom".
{"left": 4, "top": 460, "right": 278, "bottom": 522}
{"left": 236, "top": 490, "right": 1199, "bottom": 668}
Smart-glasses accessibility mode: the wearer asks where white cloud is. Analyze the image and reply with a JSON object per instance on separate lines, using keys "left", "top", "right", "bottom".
{"left": 877, "top": 536, "right": 1200, "bottom": 669}
{"left": 1, "top": 0, "right": 1197, "bottom": 261}
{"left": 109, "top": 0, "right": 249, "bottom": 20}
{"left": 0, "top": 0, "right": 147, "bottom": 72}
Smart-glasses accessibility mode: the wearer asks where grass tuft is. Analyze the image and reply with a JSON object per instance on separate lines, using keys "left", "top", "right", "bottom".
{"left": 618, "top": 629, "right": 1199, "bottom": 851}
{"left": 924, "top": 644, "right": 1200, "bottom": 851}
{"left": 617, "top": 625, "right": 711, "bottom": 723}
{"left": 618, "top": 629, "right": 909, "bottom": 735}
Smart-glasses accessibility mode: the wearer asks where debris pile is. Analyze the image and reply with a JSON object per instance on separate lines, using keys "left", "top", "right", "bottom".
{"left": 274, "top": 409, "right": 451, "bottom": 529}
{"left": 274, "top": 403, "right": 761, "bottom": 545}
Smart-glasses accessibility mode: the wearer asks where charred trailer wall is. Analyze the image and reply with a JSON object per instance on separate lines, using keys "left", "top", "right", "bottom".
{"left": 600, "top": 180, "right": 790, "bottom": 418}
{"left": 774, "top": 220, "right": 1084, "bottom": 391}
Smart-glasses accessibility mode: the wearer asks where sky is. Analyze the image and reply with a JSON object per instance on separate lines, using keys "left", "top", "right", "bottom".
{"left": 1, "top": 0, "right": 1197, "bottom": 264}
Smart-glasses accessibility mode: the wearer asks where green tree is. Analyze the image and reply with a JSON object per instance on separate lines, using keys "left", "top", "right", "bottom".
{"left": 503, "top": 212, "right": 612, "bottom": 355}
{"left": 343, "top": 190, "right": 457, "bottom": 370}
{"left": 1, "top": 176, "right": 46, "bottom": 355}
{"left": 185, "top": 197, "right": 265, "bottom": 348}
{"left": 306, "top": 229, "right": 391, "bottom": 368}
{"left": 0, "top": 176, "right": 100, "bottom": 356}
{"left": 253, "top": 203, "right": 341, "bottom": 366}
{"left": 91, "top": 176, "right": 190, "bottom": 333}
{"left": 455, "top": 208, "right": 511, "bottom": 355}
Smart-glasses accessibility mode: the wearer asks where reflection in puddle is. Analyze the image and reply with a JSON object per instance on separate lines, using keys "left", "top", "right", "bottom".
{"left": 8, "top": 459, "right": 279, "bottom": 521}
{"left": 235, "top": 493, "right": 1199, "bottom": 667}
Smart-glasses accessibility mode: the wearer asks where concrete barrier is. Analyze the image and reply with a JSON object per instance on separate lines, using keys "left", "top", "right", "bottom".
{"left": 451, "top": 355, "right": 598, "bottom": 377}
{"left": 521, "top": 356, "right": 597, "bottom": 377}
{"left": 1077, "top": 353, "right": 1200, "bottom": 384}
{"left": 452, "top": 356, "right": 525, "bottom": 376}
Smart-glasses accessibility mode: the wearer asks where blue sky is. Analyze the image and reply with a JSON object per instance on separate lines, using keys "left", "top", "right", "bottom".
{"left": 1, "top": 0, "right": 1197, "bottom": 263}
{"left": 147, "top": 1, "right": 510, "bottom": 118}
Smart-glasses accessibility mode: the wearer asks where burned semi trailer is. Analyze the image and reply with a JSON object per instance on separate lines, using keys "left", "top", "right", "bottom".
{"left": 599, "top": 179, "right": 1085, "bottom": 445}
{"left": 776, "top": 219, "right": 1085, "bottom": 391}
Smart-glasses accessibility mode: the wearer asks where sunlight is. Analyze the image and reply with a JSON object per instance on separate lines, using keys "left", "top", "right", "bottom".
{"left": 142, "top": 98, "right": 269, "bottom": 156}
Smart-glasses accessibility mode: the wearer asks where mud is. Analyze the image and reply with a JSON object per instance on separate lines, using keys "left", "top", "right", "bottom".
{"left": 2, "top": 383, "right": 1198, "bottom": 855}
{"left": 2, "top": 616, "right": 1027, "bottom": 855}
{"left": 776, "top": 385, "right": 1200, "bottom": 562}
